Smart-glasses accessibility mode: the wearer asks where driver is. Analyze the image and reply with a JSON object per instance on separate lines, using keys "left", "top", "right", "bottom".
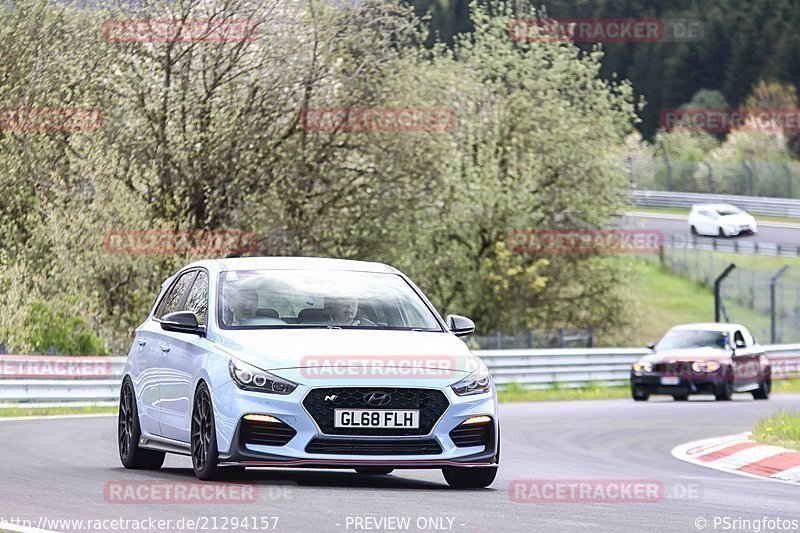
{"left": 229, "top": 288, "right": 259, "bottom": 326}
{"left": 328, "top": 296, "right": 373, "bottom": 327}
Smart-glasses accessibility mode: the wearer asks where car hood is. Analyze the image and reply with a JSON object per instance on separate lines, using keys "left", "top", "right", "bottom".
{"left": 639, "top": 347, "right": 731, "bottom": 363}
{"left": 210, "top": 328, "right": 480, "bottom": 386}
{"left": 718, "top": 213, "right": 754, "bottom": 225}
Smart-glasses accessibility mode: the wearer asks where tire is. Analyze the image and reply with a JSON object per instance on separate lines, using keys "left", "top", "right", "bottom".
{"left": 690, "top": 225, "right": 698, "bottom": 235}
{"left": 442, "top": 466, "right": 498, "bottom": 489}
{"left": 672, "top": 394, "right": 689, "bottom": 401}
{"left": 354, "top": 467, "right": 394, "bottom": 475}
{"left": 753, "top": 374, "right": 771, "bottom": 400}
{"left": 715, "top": 373, "right": 734, "bottom": 401}
{"left": 718, "top": 227, "right": 725, "bottom": 238}
{"left": 631, "top": 385, "right": 649, "bottom": 402}
{"left": 118, "top": 378, "right": 166, "bottom": 470}
{"left": 191, "top": 382, "right": 223, "bottom": 480}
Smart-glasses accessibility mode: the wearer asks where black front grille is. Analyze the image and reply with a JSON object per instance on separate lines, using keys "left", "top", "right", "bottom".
{"left": 240, "top": 418, "right": 297, "bottom": 447}
{"left": 303, "top": 387, "right": 450, "bottom": 436}
{"left": 449, "top": 421, "right": 493, "bottom": 448}
{"left": 305, "top": 438, "right": 443, "bottom": 455}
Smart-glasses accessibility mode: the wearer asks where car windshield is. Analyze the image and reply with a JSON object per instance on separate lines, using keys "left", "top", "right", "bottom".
{"left": 218, "top": 269, "right": 442, "bottom": 331}
{"left": 716, "top": 206, "right": 742, "bottom": 216}
{"left": 655, "top": 330, "right": 729, "bottom": 351}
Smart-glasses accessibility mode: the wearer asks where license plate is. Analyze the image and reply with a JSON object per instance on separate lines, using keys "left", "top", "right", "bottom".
{"left": 334, "top": 409, "right": 419, "bottom": 429}
{"left": 660, "top": 376, "right": 680, "bottom": 386}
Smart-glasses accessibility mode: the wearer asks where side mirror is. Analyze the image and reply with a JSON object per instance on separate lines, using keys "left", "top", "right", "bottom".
{"left": 735, "top": 340, "right": 746, "bottom": 349}
{"left": 159, "top": 311, "right": 205, "bottom": 336}
{"left": 446, "top": 314, "right": 475, "bottom": 337}
{"left": 646, "top": 342, "right": 656, "bottom": 350}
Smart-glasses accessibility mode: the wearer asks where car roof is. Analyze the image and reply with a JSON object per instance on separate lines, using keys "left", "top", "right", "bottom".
{"left": 669, "top": 322, "right": 746, "bottom": 333}
{"left": 691, "top": 203, "right": 739, "bottom": 211}
{"left": 182, "top": 256, "right": 398, "bottom": 274}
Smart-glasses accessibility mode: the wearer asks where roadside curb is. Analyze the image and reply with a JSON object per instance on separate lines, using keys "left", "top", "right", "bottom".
{"left": 672, "top": 433, "right": 800, "bottom": 486}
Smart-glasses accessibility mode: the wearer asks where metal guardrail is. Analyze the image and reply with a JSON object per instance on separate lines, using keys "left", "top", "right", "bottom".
{"left": 1, "top": 347, "right": 799, "bottom": 403}
{"left": 663, "top": 234, "right": 800, "bottom": 257}
{"left": 632, "top": 190, "right": 800, "bottom": 217}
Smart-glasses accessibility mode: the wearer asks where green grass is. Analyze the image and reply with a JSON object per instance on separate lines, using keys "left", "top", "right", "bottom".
{"left": 498, "top": 382, "right": 630, "bottom": 402}
{"left": 696, "top": 250, "right": 800, "bottom": 283}
{"left": 772, "top": 379, "right": 800, "bottom": 394}
{"left": 498, "top": 379, "right": 800, "bottom": 403}
{"left": 626, "top": 260, "right": 771, "bottom": 346}
{"left": 631, "top": 206, "right": 800, "bottom": 225}
{"left": 0, "top": 405, "right": 117, "bottom": 418}
{"left": 753, "top": 411, "right": 800, "bottom": 451}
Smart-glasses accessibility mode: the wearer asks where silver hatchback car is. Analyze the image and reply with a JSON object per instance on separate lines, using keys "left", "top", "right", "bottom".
{"left": 118, "top": 257, "right": 499, "bottom": 488}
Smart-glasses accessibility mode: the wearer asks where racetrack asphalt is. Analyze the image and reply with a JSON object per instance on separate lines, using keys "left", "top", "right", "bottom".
{"left": 0, "top": 394, "right": 798, "bottom": 533}
{"left": 627, "top": 213, "right": 800, "bottom": 247}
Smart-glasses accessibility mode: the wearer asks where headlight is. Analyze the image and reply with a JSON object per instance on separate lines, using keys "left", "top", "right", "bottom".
{"left": 451, "top": 361, "right": 492, "bottom": 396}
{"left": 691, "top": 361, "right": 721, "bottom": 373}
{"left": 228, "top": 358, "right": 297, "bottom": 394}
{"left": 633, "top": 361, "right": 653, "bottom": 374}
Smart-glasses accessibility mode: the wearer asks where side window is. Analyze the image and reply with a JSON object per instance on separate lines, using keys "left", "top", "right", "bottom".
{"left": 156, "top": 271, "right": 197, "bottom": 319}
{"left": 184, "top": 271, "right": 209, "bottom": 326}
{"left": 733, "top": 330, "right": 746, "bottom": 347}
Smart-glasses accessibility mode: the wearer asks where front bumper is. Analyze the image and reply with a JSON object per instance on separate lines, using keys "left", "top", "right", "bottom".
{"left": 211, "top": 381, "right": 499, "bottom": 468}
{"left": 630, "top": 372, "right": 724, "bottom": 396}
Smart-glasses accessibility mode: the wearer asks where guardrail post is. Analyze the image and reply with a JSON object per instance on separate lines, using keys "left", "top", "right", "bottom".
{"left": 525, "top": 329, "right": 534, "bottom": 349}
{"left": 494, "top": 331, "right": 502, "bottom": 349}
{"left": 770, "top": 265, "right": 790, "bottom": 343}
{"left": 587, "top": 326, "right": 594, "bottom": 348}
{"left": 557, "top": 328, "right": 564, "bottom": 348}
{"left": 715, "top": 264, "right": 736, "bottom": 322}
{"left": 0, "top": 343, "right": 5, "bottom": 355}
{"left": 48, "top": 345, "right": 56, "bottom": 355}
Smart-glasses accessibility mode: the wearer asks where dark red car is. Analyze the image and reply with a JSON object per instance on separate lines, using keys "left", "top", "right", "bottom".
{"left": 630, "top": 323, "right": 771, "bottom": 401}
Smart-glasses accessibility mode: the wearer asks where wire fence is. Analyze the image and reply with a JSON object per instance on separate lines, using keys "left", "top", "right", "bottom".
{"left": 628, "top": 158, "right": 800, "bottom": 199}
{"left": 654, "top": 244, "right": 800, "bottom": 344}
{"left": 471, "top": 327, "right": 595, "bottom": 350}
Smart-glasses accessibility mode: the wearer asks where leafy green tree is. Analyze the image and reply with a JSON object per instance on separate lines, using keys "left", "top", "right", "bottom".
{"left": 21, "top": 300, "right": 107, "bottom": 355}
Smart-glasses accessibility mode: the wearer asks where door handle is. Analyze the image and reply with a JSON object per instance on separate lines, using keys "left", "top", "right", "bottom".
{"left": 137, "top": 339, "right": 147, "bottom": 347}
{"left": 160, "top": 344, "right": 171, "bottom": 353}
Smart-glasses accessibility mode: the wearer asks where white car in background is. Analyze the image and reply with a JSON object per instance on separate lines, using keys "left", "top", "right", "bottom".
{"left": 688, "top": 204, "right": 757, "bottom": 237}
